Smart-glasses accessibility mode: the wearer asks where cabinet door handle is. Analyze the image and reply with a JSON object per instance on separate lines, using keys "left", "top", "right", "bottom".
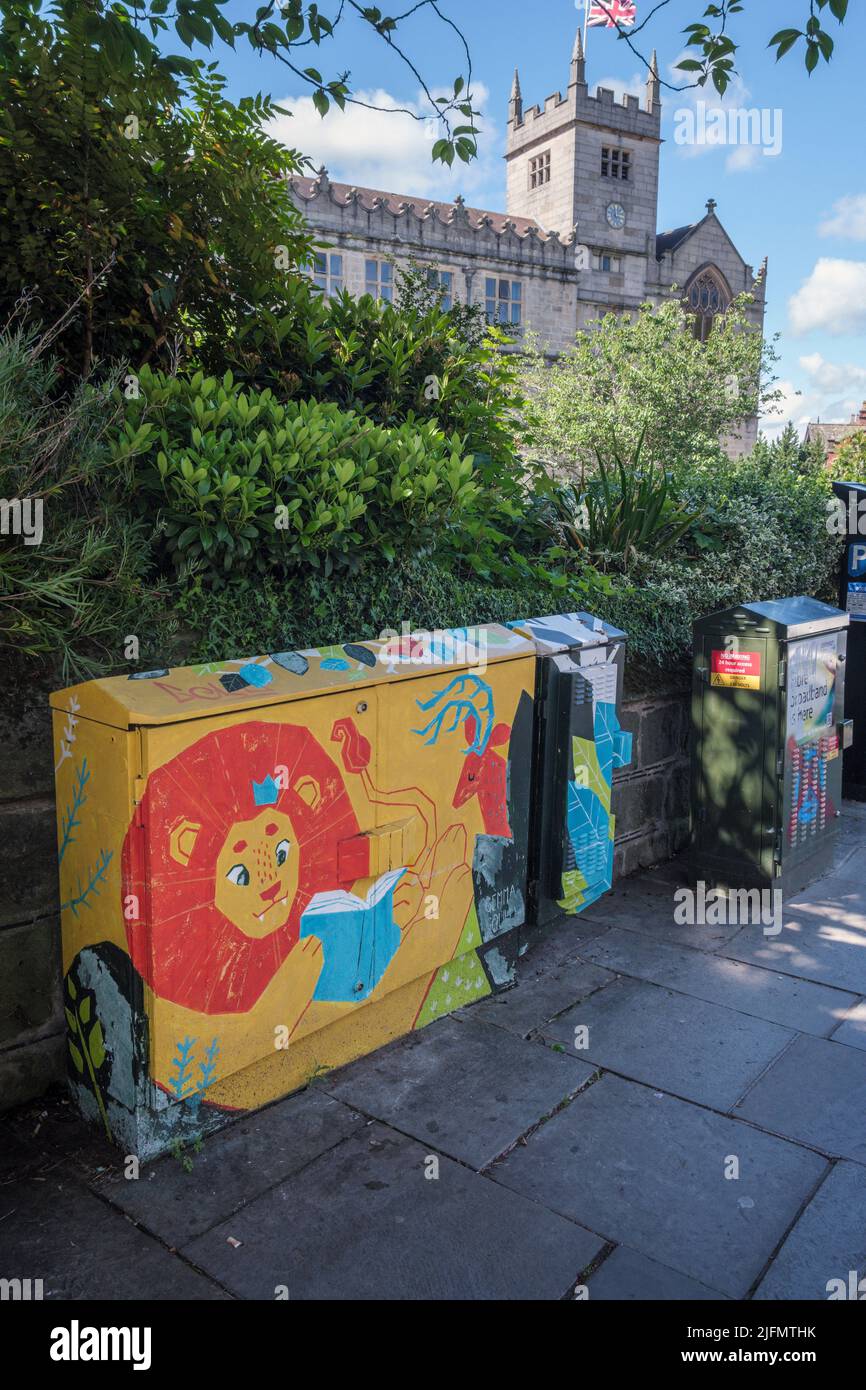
{"left": 338, "top": 816, "right": 422, "bottom": 881}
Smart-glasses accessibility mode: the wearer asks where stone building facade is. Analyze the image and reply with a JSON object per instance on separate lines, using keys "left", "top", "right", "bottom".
{"left": 289, "top": 26, "right": 767, "bottom": 451}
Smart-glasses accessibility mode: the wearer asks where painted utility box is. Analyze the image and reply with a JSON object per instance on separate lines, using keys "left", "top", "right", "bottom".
{"left": 691, "top": 597, "right": 852, "bottom": 897}
{"left": 508, "top": 612, "right": 632, "bottom": 932}
{"left": 831, "top": 480, "right": 866, "bottom": 799}
{"left": 50, "top": 627, "right": 536, "bottom": 1158}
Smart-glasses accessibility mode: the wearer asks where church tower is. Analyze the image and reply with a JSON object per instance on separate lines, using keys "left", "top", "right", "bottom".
{"left": 505, "top": 27, "right": 663, "bottom": 309}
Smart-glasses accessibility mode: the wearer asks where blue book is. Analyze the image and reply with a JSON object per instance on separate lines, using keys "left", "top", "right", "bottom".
{"left": 300, "top": 869, "right": 405, "bottom": 1003}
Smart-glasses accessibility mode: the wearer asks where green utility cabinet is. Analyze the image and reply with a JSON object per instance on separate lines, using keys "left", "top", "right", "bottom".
{"left": 691, "top": 597, "right": 852, "bottom": 896}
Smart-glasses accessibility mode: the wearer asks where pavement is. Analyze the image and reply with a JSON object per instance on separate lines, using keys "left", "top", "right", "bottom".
{"left": 3, "top": 804, "right": 866, "bottom": 1301}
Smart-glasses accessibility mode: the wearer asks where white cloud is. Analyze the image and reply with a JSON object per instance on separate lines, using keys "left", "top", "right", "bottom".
{"left": 266, "top": 84, "right": 503, "bottom": 206}
{"left": 819, "top": 194, "right": 866, "bottom": 241}
{"left": 725, "top": 143, "right": 762, "bottom": 174}
{"left": 798, "top": 353, "right": 866, "bottom": 395}
{"left": 788, "top": 258, "right": 866, "bottom": 336}
{"left": 760, "top": 380, "right": 806, "bottom": 440}
{"left": 761, "top": 356, "right": 866, "bottom": 439}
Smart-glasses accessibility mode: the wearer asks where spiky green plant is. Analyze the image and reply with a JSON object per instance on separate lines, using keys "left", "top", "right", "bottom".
{"left": 545, "top": 427, "right": 702, "bottom": 573}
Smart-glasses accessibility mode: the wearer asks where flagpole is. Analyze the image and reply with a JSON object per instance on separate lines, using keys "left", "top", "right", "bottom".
{"left": 583, "top": 1, "right": 590, "bottom": 60}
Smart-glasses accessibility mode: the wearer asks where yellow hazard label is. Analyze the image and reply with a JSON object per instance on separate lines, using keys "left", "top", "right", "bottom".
{"left": 710, "top": 671, "right": 760, "bottom": 690}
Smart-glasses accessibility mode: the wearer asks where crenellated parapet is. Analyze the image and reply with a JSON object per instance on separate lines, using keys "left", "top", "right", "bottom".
{"left": 508, "top": 78, "right": 662, "bottom": 146}
{"left": 289, "top": 171, "right": 580, "bottom": 274}
{"left": 507, "top": 33, "right": 661, "bottom": 149}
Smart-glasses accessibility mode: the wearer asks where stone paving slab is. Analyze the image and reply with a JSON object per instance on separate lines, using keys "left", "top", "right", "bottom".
{"left": 518, "top": 915, "right": 613, "bottom": 972}
{"left": 92, "top": 1090, "right": 365, "bottom": 1246}
{"left": 720, "top": 910, "right": 866, "bottom": 996}
{"left": 788, "top": 878, "right": 866, "bottom": 926}
{"left": 581, "top": 883, "right": 744, "bottom": 952}
{"left": 492, "top": 1072, "right": 828, "bottom": 1300}
{"left": 540, "top": 976, "right": 794, "bottom": 1110}
{"left": 734, "top": 1033, "right": 866, "bottom": 1162}
{"left": 466, "top": 959, "right": 615, "bottom": 1038}
{"left": 320, "top": 1016, "right": 595, "bottom": 1170}
{"left": 753, "top": 1161, "right": 866, "bottom": 1301}
{"left": 587, "top": 1246, "right": 729, "bottom": 1301}
{"left": 830, "top": 1000, "right": 866, "bottom": 1051}
{"left": 183, "top": 1123, "right": 604, "bottom": 1301}
{"left": 577, "top": 928, "right": 857, "bottom": 1037}
{"left": 0, "top": 1177, "right": 227, "bottom": 1299}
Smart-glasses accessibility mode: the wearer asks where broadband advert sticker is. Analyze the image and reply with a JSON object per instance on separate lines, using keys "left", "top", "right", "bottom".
{"left": 711, "top": 649, "right": 761, "bottom": 690}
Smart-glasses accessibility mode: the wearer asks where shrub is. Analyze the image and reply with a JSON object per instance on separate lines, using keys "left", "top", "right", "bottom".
{"left": 219, "top": 274, "right": 530, "bottom": 479}
{"left": 116, "top": 367, "right": 486, "bottom": 584}
{"left": 0, "top": 24, "right": 311, "bottom": 379}
{"left": 540, "top": 430, "right": 701, "bottom": 573}
{"left": 172, "top": 555, "right": 574, "bottom": 663}
{"left": 0, "top": 326, "right": 170, "bottom": 679}
{"left": 521, "top": 295, "right": 782, "bottom": 475}
{"left": 598, "top": 441, "right": 842, "bottom": 670}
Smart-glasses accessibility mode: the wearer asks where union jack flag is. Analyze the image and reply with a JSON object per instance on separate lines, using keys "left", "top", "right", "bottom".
{"left": 587, "top": 1, "right": 637, "bottom": 27}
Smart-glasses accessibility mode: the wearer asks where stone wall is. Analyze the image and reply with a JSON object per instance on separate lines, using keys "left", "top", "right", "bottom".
{"left": 0, "top": 666, "right": 64, "bottom": 1109}
{"left": 0, "top": 672, "right": 691, "bottom": 1111}
{"left": 613, "top": 686, "right": 692, "bottom": 878}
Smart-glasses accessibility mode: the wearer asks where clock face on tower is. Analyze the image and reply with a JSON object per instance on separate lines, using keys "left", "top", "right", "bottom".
{"left": 606, "top": 202, "right": 626, "bottom": 230}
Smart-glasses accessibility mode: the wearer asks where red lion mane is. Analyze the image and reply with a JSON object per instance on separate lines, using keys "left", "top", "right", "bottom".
{"left": 122, "top": 721, "right": 360, "bottom": 1014}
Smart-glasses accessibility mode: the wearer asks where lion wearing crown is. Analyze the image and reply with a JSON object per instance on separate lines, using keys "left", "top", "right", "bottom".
{"left": 121, "top": 717, "right": 478, "bottom": 1105}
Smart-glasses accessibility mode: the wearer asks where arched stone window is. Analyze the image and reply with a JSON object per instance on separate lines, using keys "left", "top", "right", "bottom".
{"left": 684, "top": 267, "right": 730, "bottom": 342}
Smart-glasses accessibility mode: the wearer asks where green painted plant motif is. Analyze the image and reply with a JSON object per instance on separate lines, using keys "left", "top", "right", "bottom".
{"left": 58, "top": 758, "right": 114, "bottom": 917}
{"left": 64, "top": 972, "right": 111, "bottom": 1140}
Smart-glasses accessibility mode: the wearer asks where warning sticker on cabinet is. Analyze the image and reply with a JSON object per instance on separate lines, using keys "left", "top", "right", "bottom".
{"left": 847, "top": 582, "right": 866, "bottom": 620}
{"left": 711, "top": 650, "right": 761, "bottom": 689}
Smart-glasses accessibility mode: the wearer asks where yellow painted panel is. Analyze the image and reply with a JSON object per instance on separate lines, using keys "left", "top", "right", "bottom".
{"left": 53, "top": 637, "right": 537, "bottom": 1153}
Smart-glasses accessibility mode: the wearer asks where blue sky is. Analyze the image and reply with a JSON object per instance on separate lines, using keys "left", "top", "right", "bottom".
{"left": 203, "top": 1, "right": 866, "bottom": 437}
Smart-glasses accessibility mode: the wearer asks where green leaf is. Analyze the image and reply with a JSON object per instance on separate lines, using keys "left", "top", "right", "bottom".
{"left": 68, "top": 1040, "right": 85, "bottom": 1075}
{"left": 817, "top": 31, "right": 834, "bottom": 60}
{"left": 88, "top": 1020, "right": 106, "bottom": 1070}
{"left": 79, "top": 996, "right": 91, "bottom": 1025}
{"left": 771, "top": 31, "right": 802, "bottom": 60}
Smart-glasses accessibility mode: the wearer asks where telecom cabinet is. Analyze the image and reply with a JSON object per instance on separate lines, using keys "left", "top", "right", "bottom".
{"left": 691, "top": 597, "right": 851, "bottom": 896}
{"left": 508, "top": 612, "right": 632, "bottom": 931}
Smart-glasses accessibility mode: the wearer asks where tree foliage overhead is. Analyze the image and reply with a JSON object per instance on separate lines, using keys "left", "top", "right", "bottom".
{"left": 0, "top": 0, "right": 480, "bottom": 166}
{"left": 0, "top": 6, "right": 315, "bottom": 376}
